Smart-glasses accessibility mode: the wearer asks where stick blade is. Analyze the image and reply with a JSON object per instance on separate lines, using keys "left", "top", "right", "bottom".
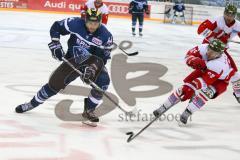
{"left": 127, "top": 51, "right": 138, "bottom": 56}
{"left": 126, "top": 132, "right": 134, "bottom": 143}
{"left": 126, "top": 132, "right": 133, "bottom": 135}
{"left": 82, "top": 121, "right": 98, "bottom": 127}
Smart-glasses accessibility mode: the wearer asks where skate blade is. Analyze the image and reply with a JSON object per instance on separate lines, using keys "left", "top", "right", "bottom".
{"left": 178, "top": 121, "right": 187, "bottom": 127}
{"left": 82, "top": 121, "right": 98, "bottom": 127}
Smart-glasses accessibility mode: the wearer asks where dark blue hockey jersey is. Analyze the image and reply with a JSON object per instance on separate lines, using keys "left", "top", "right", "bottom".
{"left": 129, "top": 0, "right": 148, "bottom": 14}
{"left": 50, "top": 17, "right": 113, "bottom": 65}
{"left": 173, "top": 2, "right": 185, "bottom": 12}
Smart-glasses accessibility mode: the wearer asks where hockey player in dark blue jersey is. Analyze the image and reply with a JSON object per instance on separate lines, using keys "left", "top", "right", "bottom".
{"left": 15, "top": 8, "right": 113, "bottom": 124}
{"left": 172, "top": 0, "right": 186, "bottom": 24}
{"left": 129, "top": 0, "right": 149, "bottom": 36}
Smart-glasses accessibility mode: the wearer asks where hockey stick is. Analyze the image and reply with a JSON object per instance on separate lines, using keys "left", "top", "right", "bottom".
{"left": 126, "top": 105, "right": 170, "bottom": 142}
{"left": 126, "top": 116, "right": 159, "bottom": 143}
{"left": 151, "top": 8, "right": 171, "bottom": 15}
{"left": 229, "top": 40, "right": 240, "bottom": 44}
{"left": 62, "top": 57, "right": 137, "bottom": 116}
{"left": 114, "top": 42, "right": 138, "bottom": 56}
{"left": 151, "top": 12, "right": 169, "bottom": 15}
{"left": 132, "top": 8, "right": 171, "bottom": 15}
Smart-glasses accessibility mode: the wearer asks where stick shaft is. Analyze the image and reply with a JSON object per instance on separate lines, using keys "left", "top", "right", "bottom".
{"left": 113, "top": 42, "right": 138, "bottom": 56}
{"left": 230, "top": 40, "right": 240, "bottom": 44}
{"left": 62, "top": 57, "right": 131, "bottom": 114}
{"left": 128, "top": 117, "right": 159, "bottom": 142}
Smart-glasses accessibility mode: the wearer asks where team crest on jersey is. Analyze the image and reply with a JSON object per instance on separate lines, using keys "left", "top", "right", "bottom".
{"left": 92, "top": 37, "right": 102, "bottom": 45}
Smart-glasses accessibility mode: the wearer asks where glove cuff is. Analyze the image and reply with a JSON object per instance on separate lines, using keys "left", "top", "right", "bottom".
{"left": 51, "top": 38, "right": 60, "bottom": 42}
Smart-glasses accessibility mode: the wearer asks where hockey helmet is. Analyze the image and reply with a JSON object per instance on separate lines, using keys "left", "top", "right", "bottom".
{"left": 86, "top": 8, "right": 102, "bottom": 23}
{"left": 224, "top": 4, "right": 237, "bottom": 16}
{"left": 208, "top": 39, "right": 226, "bottom": 54}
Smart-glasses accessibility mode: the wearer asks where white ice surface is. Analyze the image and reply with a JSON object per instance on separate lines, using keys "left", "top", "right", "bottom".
{"left": 0, "top": 11, "right": 240, "bottom": 160}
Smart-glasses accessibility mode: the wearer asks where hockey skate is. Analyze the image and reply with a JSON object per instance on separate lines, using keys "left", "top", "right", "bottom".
{"left": 178, "top": 108, "right": 192, "bottom": 126}
{"left": 82, "top": 98, "right": 99, "bottom": 127}
{"left": 233, "top": 92, "right": 240, "bottom": 103}
{"left": 15, "top": 102, "right": 35, "bottom": 113}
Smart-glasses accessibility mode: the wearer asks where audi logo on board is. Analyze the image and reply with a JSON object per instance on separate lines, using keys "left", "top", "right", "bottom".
{"left": 108, "top": 4, "right": 129, "bottom": 14}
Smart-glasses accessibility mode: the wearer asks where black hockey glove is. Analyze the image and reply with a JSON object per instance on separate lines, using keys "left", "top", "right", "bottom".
{"left": 48, "top": 40, "right": 65, "bottom": 61}
{"left": 129, "top": 8, "right": 132, "bottom": 14}
{"left": 145, "top": 10, "right": 150, "bottom": 15}
{"left": 82, "top": 66, "right": 96, "bottom": 84}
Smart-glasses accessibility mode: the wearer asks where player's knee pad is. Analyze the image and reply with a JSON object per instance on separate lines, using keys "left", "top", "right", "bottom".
{"left": 156, "top": 86, "right": 185, "bottom": 112}
{"left": 187, "top": 95, "right": 206, "bottom": 113}
{"left": 199, "top": 85, "right": 217, "bottom": 100}
{"left": 187, "top": 93, "right": 207, "bottom": 113}
{"left": 162, "top": 86, "right": 186, "bottom": 109}
{"left": 187, "top": 85, "right": 216, "bottom": 113}
{"left": 168, "top": 88, "right": 182, "bottom": 105}
{"left": 88, "top": 68, "right": 109, "bottom": 105}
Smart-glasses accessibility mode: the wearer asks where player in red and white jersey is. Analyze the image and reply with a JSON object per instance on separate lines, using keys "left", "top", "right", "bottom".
{"left": 198, "top": 4, "right": 240, "bottom": 44}
{"left": 197, "top": 4, "right": 240, "bottom": 103}
{"left": 80, "top": 0, "right": 109, "bottom": 25}
{"left": 153, "top": 39, "right": 236, "bottom": 125}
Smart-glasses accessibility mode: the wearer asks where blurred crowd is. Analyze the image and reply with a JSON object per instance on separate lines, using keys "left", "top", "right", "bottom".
{"left": 152, "top": 0, "right": 239, "bottom": 7}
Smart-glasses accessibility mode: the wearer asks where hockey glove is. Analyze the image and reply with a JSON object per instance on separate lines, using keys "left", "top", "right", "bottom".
{"left": 128, "top": 8, "right": 132, "bottom": 14}
{"left": 145, "top": 10, "right": 150, "bottom": 15}
{"left": 186, "top": 57, "right": 207, "bottom": 70}
{"left": 178, "top": 85, "right": 195, "bottom": 101}
{"left": 82, "top": 66, "right": 96, "bottom": 84}
{"left": 179, "top": 78, "right": 205, "bottom": 101}
{"left": 48, "top": 40, "right": 65, "bottom": 61}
